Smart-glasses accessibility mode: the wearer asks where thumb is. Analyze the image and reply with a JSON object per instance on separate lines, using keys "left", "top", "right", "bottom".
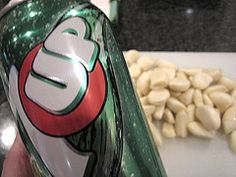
{"left": 1, "top": 133, "right": 34, "bottom": 177}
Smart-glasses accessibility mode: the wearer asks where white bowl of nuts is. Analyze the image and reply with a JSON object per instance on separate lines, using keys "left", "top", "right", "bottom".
{"left": 124, "top": 50, "right": 236, "bottom": 177}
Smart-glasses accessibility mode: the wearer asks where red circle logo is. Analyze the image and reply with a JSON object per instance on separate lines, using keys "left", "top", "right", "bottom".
{"left": 19, "top": 44, "right": 107, "bottom": 136}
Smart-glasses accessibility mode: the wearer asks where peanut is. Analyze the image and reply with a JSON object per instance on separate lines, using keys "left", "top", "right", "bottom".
{"left": 209, "top": 92, "right": 234, "bottom": 113}
{"left": 147, "top": 120, "right": 163, "bottom": 146}
{"left": 222, "top": 105, "right": 236, "bottom": 134}
{"left": 125, "top": 49, "right": 140, "bottom": 66}
{"left": 175, "top": 110, "right": 190, "bottom": 138}
{"left": 140, "top": 96, "right": 149, "bottom": 105}
{"left": 169, "top": 90, "right": 181, "bottom": 98}
{"left": 229, "top": 131, "right": 236, "bottom": 154}
{"left": 167, "top": 97, "right": 186, "bottom": 113}
{"left": 163, "top": 108, "right": 175, "bottom": 124}
{"left": 160, "top": 68, "right": 176, "bottom": 80}
{"left": 204, "top": 68, "right": 222, "bottom": 83}
{"left": 137, "top": 56, "right": 156, "bottom": 71}
{"left": 136, "top": 71, "right": 151, "bottom": 96}
{"left": 176, "top": 71, "right": 188, "bottom": 80}
{"left": 204, "top": 84, "right": 228, "bottom": 94}
{"left": 193, "top": 89, "right": 204, "bottom": 107}
{"left": 150, "top": 69, "right": 169, "bottom": 89}
{"left": 218, "top": 76, "right": 236, "bottom": 91}
{"left": 203, "top": 93, "right": 214, "bottom": 106}
{"left": 195, "top": 105, "right": 221, "bottom": 131}
{"left": 178, "top": 88, "right": 194, "bottom": 106}
{"left": 143, "top": 105, "right": 155, "bottom": 119}
{"left": 153, "top": 105, "right": 165, "bottom": 120}
{"left": 147, "top": 89, "right": 170, "bottom": 106}
{"left": 188, "top": 121, "right": 215, "bottom": 139}
{"left": 191, "top": 72, "right": 213, "bottom": 90}
{"left": 129, "top": 63, "right": 141, "bottom": 79}
{"left": 187, "top": 104, "right": 195, "bottom": 122}
{"left": 162, "top": 122, "right": 176, "bottom": 138}
{"left": 169, "top": 78, "right": 190, "bottom": 92}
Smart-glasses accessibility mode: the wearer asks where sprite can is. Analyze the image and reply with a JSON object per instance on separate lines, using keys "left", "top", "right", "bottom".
{"left": 0, "top": 0, "right": 167, "bottom": 176}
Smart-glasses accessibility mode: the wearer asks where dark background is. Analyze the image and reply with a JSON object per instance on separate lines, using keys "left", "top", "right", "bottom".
{"left": 115, "top": 0, "right": 236, "bottom": 51}
{"left": 0, "top": 0, "right": 236, "bottom": 174}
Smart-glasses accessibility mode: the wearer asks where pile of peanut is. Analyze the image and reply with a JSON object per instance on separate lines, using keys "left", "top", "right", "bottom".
{"left": 124, "top": 50, "right": 236, "bottom": 154}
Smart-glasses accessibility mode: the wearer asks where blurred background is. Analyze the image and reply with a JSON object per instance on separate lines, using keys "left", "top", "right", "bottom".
{"left": 0, "top": 0, "right": 236, "bottom": 174}
{"left": 84, "top": 0, "right": 236, "bottom": 52}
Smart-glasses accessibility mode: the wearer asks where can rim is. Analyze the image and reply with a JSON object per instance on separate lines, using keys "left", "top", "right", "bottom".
{"left": 0, "top": 0, "right": 27, "bottom": 19}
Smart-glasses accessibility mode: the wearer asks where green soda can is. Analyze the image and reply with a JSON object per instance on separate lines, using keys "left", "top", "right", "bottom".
{"left": 0, "top": 0, "right": 167, "bottom": 177}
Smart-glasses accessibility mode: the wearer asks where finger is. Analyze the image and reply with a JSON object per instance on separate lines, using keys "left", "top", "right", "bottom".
{"left": 1, "top": 134, "right": 34, "bottom": 177}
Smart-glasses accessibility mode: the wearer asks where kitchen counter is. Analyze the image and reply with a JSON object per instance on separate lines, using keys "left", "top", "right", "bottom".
{"left": 0, "top": 0, "right": 236, "bottom": 173}
{"left": 115, "top": 0, "right": 236, "bottom": 51}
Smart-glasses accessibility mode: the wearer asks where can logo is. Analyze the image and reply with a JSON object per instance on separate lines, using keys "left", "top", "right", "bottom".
{"left": 9, "top": 17, "right": 107, "bottom": 177}
{"left": 19, "top": 17, "right": 107, "bottom": 136}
